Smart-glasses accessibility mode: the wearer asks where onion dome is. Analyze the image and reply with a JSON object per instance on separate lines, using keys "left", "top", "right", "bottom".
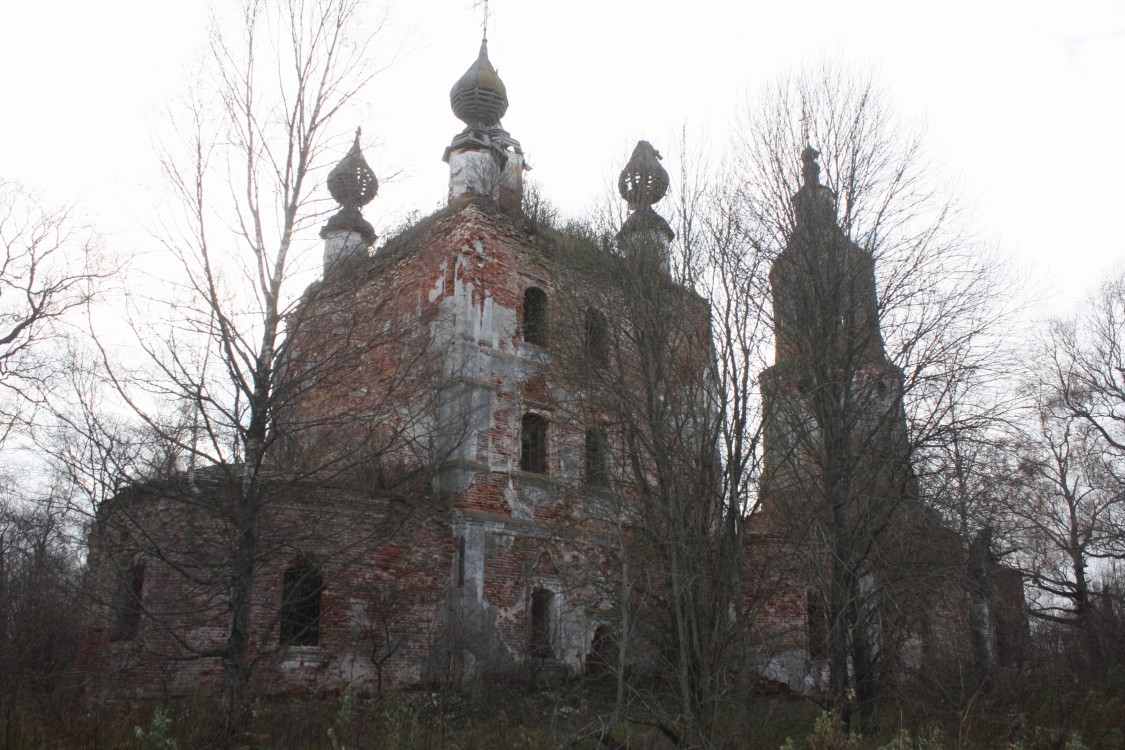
{"left": 618, "top": 141, "right": 673, "bottom": 247}
{"left": 618, "top": 141, "right": 670, "bottom": 210}
{"left": 327, "top": 129, "right": 378, "bottom": 208}
{"left": 321, "top": 129, "right": 377, "bottom": 247}
{"left": 450, "top": 40, "right": 509, "bottom": 127}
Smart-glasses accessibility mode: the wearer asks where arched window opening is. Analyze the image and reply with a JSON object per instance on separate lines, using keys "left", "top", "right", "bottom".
{"left": 522, "top": 287, "right": 548, "bottom": 347}
{"left": 584, "top": 428, "right": 608, "bottom": 485}
{"left": 584, "top": 307, "right": 609, "bottom": 368}
{"left": 280, "top": 563, "right": 324, "bottom": 647}
{"left": 586, "top": 624, "right": 614, "bottom": 675}
{"left": 112, "top": 563, "right": 145, "bottom": 641}
{"left": 807, "top": 589, "right": 828, "bottom": 660}
{"left": 530, "top": 588, "right": 553, "bottom": 658}
{"left": 520, "top": 413, "right": 549, "bottom": 474}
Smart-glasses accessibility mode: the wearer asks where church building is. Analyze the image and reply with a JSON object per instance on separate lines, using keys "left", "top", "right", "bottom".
{"left": 78, "top": 35, "right": 1021, "bottom": 701}
{"left": 80, "top": 37, "right": 682, "bottom": 695}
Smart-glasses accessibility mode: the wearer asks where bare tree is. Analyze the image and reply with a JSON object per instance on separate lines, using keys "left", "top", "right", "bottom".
{"left": 0, "top": 182, "right": 103, "bottom": 443}
{"left": 545, "top": 140, "right": 774, "bottom": 749}
{"left": 1012, "top": 274, "right": 1125, "bottom": 674}
{"left": 737, "top": 65, "right": 1016, "bottom": 720}
{"left": 77, "top": 0, "right": 439, "bottom": 726}
{"left": 1009, "top": 405, "right": 1110, "bottom": 649}
{"left": 1041, "top": 274, "right": 1125, "bottom": 477}
{"left": 0, "top": 479, "right": 85, "bottom": 729}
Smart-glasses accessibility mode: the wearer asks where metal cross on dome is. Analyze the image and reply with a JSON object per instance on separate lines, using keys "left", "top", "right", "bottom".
{"left": 473, "top": 0, "right": 491, "bottom": 42}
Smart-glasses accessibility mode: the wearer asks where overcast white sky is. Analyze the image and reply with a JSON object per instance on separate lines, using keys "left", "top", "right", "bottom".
{"left": 2, "top": 0, "right": 1123, "bottom": 316}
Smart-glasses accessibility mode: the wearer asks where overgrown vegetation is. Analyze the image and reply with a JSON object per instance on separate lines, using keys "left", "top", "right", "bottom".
{"left": 4, "top": 670, "right": 1125, "bottom": 748}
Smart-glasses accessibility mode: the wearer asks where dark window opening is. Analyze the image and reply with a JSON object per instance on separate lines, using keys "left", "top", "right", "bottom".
{"left": 586, "top": 624, "right": 614, "bottom": 675}
{"left": 281, "top": 563, "right": 324, "bottom": 647}
{"left": 457, "top": 536, "right": 466, "bottom": 587}
{"left": 584, "top": 307, "right": 608, "bottom": 368}
{"left": 112, "top": 563, "right": 145, "bottom": 641}
{"left": 530, "top": 588, "right": 553, "bottom": 658}
{"left": 585, "top": 428, "right": 608, "bottom": 485}
{"left": 520, "top": 413, "right": 549, "bottom": 474}
{"left": 522, "top": 287, "right": 548, "bottom": 347}
{"left": 636, "top": 326, "right": 662, "bottom": 383}
{"left": 807, "top": 589, "right": 828, "bottom": 660}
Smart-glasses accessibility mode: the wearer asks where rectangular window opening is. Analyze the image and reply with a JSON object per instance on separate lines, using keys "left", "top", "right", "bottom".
{"left": 530, "top": 588, "right": 553, "bottom": 658}
{"left": 585, "top": 428, "right": 608, "bottom": 486}
{"left": 520, "top": 413, "right": 549, "bottom": 474}
{"left": 281, "top": 565, "right": 324, "bottom": 647}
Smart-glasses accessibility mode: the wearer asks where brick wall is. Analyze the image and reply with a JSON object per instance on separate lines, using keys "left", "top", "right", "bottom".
{"left": 81, "top": 199, "right": 620, "bottom": 697}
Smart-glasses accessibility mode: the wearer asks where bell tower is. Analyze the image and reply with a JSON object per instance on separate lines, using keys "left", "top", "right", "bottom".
{"left": 760, "top": 144, "right": 909, "bottom": 505}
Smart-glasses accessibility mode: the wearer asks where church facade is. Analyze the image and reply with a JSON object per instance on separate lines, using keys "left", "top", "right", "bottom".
{"left": 78, "top": 39, "right": 1021, "bottom": 700}
{"left": 80, "top": 40, "right": 666, "bottom": 695}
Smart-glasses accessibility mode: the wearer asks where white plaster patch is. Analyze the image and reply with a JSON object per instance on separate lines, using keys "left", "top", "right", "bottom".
{"left": 756, "top": 651, "right": 825, "bottom": 695}
{"left": 323, "top": 231, "right": 367, "bottom": 272}
{"left": 348, "top": 599, "right": 370, "bottom": 639}
{"left": 279, "top": 647, "right": 327, "bottom": 670}
{"left": 496, "top": 598, "right": 525, "bottom": 624}
{"left": 492, "top": 300, "right": 517, "bottom": 348}
{"left": 505, "top": 480, "right": 535, "bottom": 520}
{"left": 428, "top": 260, "right": 448, "bottom": 302}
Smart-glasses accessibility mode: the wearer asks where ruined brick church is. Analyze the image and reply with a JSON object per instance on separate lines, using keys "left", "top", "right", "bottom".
{"left": 80, "top": 38, "right": 1020, "bottom": 698}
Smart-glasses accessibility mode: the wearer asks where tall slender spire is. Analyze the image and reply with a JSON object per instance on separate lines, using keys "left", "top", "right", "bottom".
{"left": 772, "top": 144, "right": 884, "bottom": 366}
